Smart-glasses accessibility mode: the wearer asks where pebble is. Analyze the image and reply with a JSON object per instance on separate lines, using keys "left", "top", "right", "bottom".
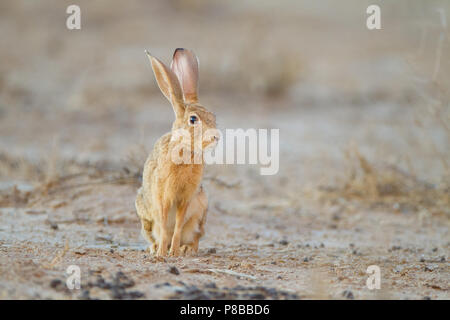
{"left": 50, "top": 279, "right": 62, "bottom": 289}
{"left": 342, "top": 290, "right": 354, "bottom": 299}
{"left": 394, "top": 265, "right": 404, "bottom": 273}
{"left": 205, "top": 282, "right": 217, "bottom": 289}
{"left": 79, "top": 290, "right": 91, "bottom": 300}
{"left": 168, "top": 266, "right": 180, "bottom": 275}
{"left": 424, "top": 265, "right": 436, "bottom": 272}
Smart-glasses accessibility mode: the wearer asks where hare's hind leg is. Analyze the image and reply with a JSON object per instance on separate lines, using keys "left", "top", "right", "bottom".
{"left": 141, "top": 219, "right": 158, "bottom": 254}
{"left": 169, "top": 202, "right": 188, "bottom": 256}
{"left": 136, "top": 191, "right": 158, "bottom": 254}
{"left": 193, "top": 187, "right": 208, "bottom": 252}
{"left": 180, "top": 188, "right": 208, "bottom": 256}
{"left": 185, "top": 207, "right": 207, "bottom": 255}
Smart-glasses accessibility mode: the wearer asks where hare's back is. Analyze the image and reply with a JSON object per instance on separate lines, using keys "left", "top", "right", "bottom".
{"left": 142, "top": 132, "right": 172, "bottom": 187}
{"left": 152, "top": 132, "right": 172, "bottom": 161}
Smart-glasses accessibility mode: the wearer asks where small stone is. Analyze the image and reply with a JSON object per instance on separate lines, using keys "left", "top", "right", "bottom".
{"left": 303, "top": 257, "right": 310, "bottom": 262}
{"left": 79, "top": 290, "right": 91, "bottom": 300}
{"left": 205, "top": 282, "right": 217, "bottom": 289}
{"left": 394, "top": 265, "right": 404, "bottom": 273}
{"left": 155, "top": 282, "right": 171, "bottom": 288}
{"left": 424, "top": 265, "right": 436, "bottom": 272}
{"left": 279, "top": 239, "right": 289, "bottom": 246}
{"left": 249, "top": 293, "right": 266, "bottom": 299}
{"left": 168, "top": 266, "right": 180, "bottom": 275}
{"left": 50, "top": 279, "right": 62, "bottom": 289}
{"left": 207, "top": 248, "right": 216, "bottom": 254}
{"left": 128, "top": 291, "right": 144, "bottom": 299}
{"left": 342, "top": 290, "right": 354, "bottom": 299}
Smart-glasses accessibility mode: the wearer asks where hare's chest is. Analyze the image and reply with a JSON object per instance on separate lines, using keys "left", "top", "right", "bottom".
{"left": 162, "top": 164, "right": 203, "bottom": 201}
{"left": 175, "top": 172, "right": 202, "bottom": 200}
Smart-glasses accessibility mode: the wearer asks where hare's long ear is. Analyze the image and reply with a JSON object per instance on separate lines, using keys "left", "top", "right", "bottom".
{"left": 170, "top": 48, "right": 199, "bottom": 104}
{"left": 145, "top": 50, "right": 185, "bottom": 118}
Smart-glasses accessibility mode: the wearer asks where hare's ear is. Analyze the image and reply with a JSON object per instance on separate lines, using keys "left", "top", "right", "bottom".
{"left": 171, "top": 48, "right": 199, "bottom": 103}
{"left": 145, "top": 50, "right": 185, "bottom": 118}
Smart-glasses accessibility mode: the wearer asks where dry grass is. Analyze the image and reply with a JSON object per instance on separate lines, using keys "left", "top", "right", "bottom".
{"left": 317, "top": 145, "right": 450, "bottom": 217}
{"left": 0, "top": 148, "right": 145, "bottom": 208}
{"left": 311, "top": 6, "right": 450, "bottom": 218}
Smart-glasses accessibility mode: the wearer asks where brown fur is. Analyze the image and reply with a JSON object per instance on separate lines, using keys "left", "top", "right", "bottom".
{"left": 136, "top": 49, "right": 217, "bottom": 256}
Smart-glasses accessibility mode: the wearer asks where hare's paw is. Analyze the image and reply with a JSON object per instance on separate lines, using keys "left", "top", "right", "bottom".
{"left": 147, "top": 242, "right": 158, "bottom": 255}
{"left": 169, "top": 245, "right": 181, "bottom": 257}
{"left": 156, "top": 245, "right": 168, "bottom": 257}
{"left": 180, "top": 244, "right": 197, "bottom": 256}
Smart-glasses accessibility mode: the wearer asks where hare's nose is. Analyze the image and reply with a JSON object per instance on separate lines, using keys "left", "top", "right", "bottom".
{"left": 213, "top": 135, "right": 219, "bottom": 141}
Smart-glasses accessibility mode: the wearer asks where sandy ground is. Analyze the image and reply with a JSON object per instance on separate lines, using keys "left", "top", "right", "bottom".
{"left": 0, "top": 1, "right": 449, "bottom": 299}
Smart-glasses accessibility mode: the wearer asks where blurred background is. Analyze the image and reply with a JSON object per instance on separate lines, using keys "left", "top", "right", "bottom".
{"left": 1, "top": 0, "right": 449, "bottom": 185}
{"left": 0, "top": 1, "right": 448, "bottom": 299}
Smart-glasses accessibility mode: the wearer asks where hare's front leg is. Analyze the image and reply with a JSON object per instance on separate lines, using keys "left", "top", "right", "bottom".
{"left": 156, "top": 203, "right": 170, "bottom": 257}
{"left": 169, "top": 203, "right": 188, "bottom": 256}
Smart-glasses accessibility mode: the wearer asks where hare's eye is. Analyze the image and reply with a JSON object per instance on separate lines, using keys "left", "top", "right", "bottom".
{"left": 189, "top": 115, "right": 198, "bottom": 125}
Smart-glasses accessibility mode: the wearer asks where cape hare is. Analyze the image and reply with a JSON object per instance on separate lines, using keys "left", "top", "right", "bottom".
{"left": 135, "top": 48, "right": 219, "bottom": 256}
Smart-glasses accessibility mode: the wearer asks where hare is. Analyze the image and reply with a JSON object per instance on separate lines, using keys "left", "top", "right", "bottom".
{"left": 135, "top": 48, "right": 219, "bottom": 257}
